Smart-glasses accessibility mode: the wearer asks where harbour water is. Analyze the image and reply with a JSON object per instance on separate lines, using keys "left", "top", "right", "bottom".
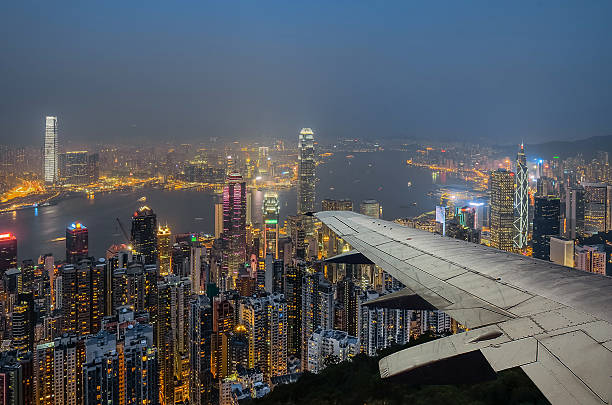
{"left": 0, "top": 151, "right": 468, "bottom": 261}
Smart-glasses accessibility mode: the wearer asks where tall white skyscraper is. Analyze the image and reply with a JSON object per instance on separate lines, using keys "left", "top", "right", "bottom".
{"left": 297, "top": 128, "right": 315, "bottom": 215}
{"left": 44, "top": 116, "right": 59, "bottom": 184}
{"left": 513, "top": 144, "right": 528, "bottom": 249}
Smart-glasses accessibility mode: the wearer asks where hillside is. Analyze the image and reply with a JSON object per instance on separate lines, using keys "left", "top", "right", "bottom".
{"left": 255, "top": 335, "right": 549, "bottom": 405}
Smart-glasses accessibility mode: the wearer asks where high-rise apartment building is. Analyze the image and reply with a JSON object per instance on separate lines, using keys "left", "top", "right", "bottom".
{"left": 44, "top": 116, "right": 59, "bottom": 184}
{"left": 239, "top": 293, "right": 288, "bottom": 379}
{"left": 321, "top": 199, "right": 353, "bottom": 212}
{"left": 513, "top": 144, "right": 529, "bottom": 249}
{"left": 222, "top": 173, "right": 247, "bottom": 288}
{"left": 131, "top": 206, "right": 158, "bottom": 265}
{"left": 66, "top": 222, "right": 88, "bottom": 264}
{"left": 262, "top": 192, "right": 280, "bottom": 259}
{"left": 532, "top": 196, "right": 560, "bottom": 260}
{"left": 489, "top": 169, "right": 515, "bottom": 252}
{"left": 306, "top": 327, "right": 358, "bottom": 374}
{"left": 61, "top": 261, "right": 103, "bottom": 336}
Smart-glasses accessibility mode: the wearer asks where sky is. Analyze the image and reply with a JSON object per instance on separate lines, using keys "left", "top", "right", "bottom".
{"left": 1, "top": 1, "right": 611, "bottom": 146}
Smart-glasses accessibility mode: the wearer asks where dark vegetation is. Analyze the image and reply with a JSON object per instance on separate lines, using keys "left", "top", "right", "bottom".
{"left": 255, "top": 334, "right": 549, "bottom": 405}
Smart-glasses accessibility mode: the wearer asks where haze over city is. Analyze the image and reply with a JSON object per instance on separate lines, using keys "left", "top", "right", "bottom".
{"left": 2, "top": 1, "right": 612, "bottom": 145}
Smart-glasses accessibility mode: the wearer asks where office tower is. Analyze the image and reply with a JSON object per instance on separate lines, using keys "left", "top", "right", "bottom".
{"left": 60, "top": 261, "right": 103, "bottom": 336}
{"left": 0, "top": 352, "right": 25, "bottom": 405}
{"left": 297, "top": 128, "right": 315, "bottom": 215}
{"left": 212, "top": 294, "right": 236, "bottom": 379}
{"left": 157, "top": 225, "right": 172, "bottom": 276}
{"left": 574, "top": 245, "right": 606, "bottom": 275}
{"left": 306, "top": 328, "right": 359, "bottom": 374}
{"left": 360, "top": 291, "right": 412, "bottom": 356}
{"left": 43, "top": 116, "right": 58, "bottom": 184}
{"left": 11, "top": 293, "right": 35, "bottom": 353}
{"left": 64, "top": 151, "right": 89, "bottom": 185}
{"left": 190, "top": 243, "right": 205, "bottom": 295}
{"left": 257, "top": 146, "right": 270, "bottom": 175}
{"left": 262, "top": 192, "right": 280, "bottom": 259}
{"left": 565, "top": 187, "right": 585, "bottom": 239}
{"left": 87, "top": 153, "right": 99, "bottom": 183}
{"left": 550, "top": 237, "right": 574, "bottom": 267}
{"left": 513, "top": 144, "right": 528, "bottom": 249}
{"left": 284, "top": 262, "right": 304, "bottom": 357}
{"left": 359, "top": 200, "right": 380, "bottom": 218}
{"left": 321, "top": 199, "right": 353, "bottom": 212}
{"left": 0, "top": 233, "right": 17, "bottom": 275}
{"left": 131, "top": 206, "right": 158, "bottom": 265}
{"left": 532, "top": 196, "right": 561, "bottom": 260}
{"left": 156, "top": 275, "right": 191, "bottom": 404}
{"left": 65, "top": 222, "right": 88, "bottom": 264}
{"left": 83, "top": 324, "right": 158, "bottom": 405}
{"left": 222, "top": 173, "right": 247, "bottom": 288}
{"left": 489, "top": 169, "right": 516, "bottom": 252}
{"left": 214, "top": 201, "right": 223, "bottom": 239}
{"left": 190, "top": 295, "right": 213, "bottom": 405}
{"left": 582, "top": 183, "right": 611, "bottom": 235}
{"left": 286, "top": 215, "right": 307, "bottom": 260}
{"left": 239, "top": 293, "right": 288, "bottom": 379}
{"left": 33, "top": 336, "right": 86, "bottom": 405}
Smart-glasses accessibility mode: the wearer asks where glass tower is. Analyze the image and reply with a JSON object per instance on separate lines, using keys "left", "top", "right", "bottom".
{"left": 44, "top": 116, "right": 59, "bottom": 184}
{"left": 513, "top": 144, "right": 529, "bottom": 249}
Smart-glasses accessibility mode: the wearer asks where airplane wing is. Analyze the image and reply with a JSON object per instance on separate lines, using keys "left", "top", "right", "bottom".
{"left": 316, "top": 210, "right": 612, "bottom": 405}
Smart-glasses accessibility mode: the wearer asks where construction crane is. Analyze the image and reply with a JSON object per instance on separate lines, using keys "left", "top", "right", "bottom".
{"left": 116, "top": 217, "right": 131, "bottom": 244}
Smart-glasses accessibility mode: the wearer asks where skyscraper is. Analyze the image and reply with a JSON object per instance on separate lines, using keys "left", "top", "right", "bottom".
{"left": 489, "top": 169, "right": 515, "bottom": 252}
{"left": 565, "top": 187, "right": 585, "bottom": 239}
{"left": 189, "top": 295, "right": 213, "bottom": 405}
{"left": 359, "top": 200, "right": 381, "bottom": 219}
{"left": 513, "top": 144, "right": 528, "bottom": 249}
{"left": 157, "top": 225, "right": 172, "bottom": 276}
{"left": 582, "top": 183, "right": 611, "bottom": 235}
{"left": 321, "top": 199, "right": 353, "bottom": 212}
{"left": 66, "top": 222, "right": 88, "bottom": 264}
{"left": 222, "top": 173, "right": 247, "bottom": 288}
{"left": 44, "top": 116, "right": 59, "bottom": 184}
{"left": 65, "top": 151, "right": 89, "bottom": 185}
{"left": 131, "top": 206, "right": 158, "bottom": 265}
{"left": 0, "top": 232, "right": 17, "bottom": 275}
{"left": 532, "top": 196, "right": 560, "bottom": 260}
{"left": 262, "top": 192, "right": 280, "bottom": 259}
{"left": 297, "top": 128, "right": 315, "bottom": 233}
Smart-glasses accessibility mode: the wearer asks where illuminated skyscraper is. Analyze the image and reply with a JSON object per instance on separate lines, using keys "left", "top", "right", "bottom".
{"left": 214, "top": 200, "right": 223, "bottom": 239}
{"left": 189, "top": 295, "right": 213, "bottom": 405}
{"left": 44, "top": 116, "right": 59, "bottom": 184}
{"left": 239, "top": 293, "right": 287, "bottom": 379}
{"left": 513, "top": 144, "right": 528, "bottom": 249}
{"left": 263, "top": 192, "right": 280, "bottom": 259}
{"left": 65, "top": 151, "right": 89, "bottom": 185}
{"left": 157, "top": 225, "right": 172, "bottom": 276}
{"left": 582, "top": 183, "right": 611, "bottom": 235}
{"left": 359, "top": 200, "right": 380, "bottom": 219}
{"left": 489, "top": 169, "right": 515, "bottom": 252}
{"left": 0, "top": 232, "right": 17, "bottom": 275}
{"left": 222, "top": 173, "right": 247, "bottom": 288}
{"left": 66, "top": 222, "right": 88, "bottom": 264}
{"left": 297, "top": 128, "right": 315, "bottom": 233}
{"left": 131, "top": 206, "right": 158, "bottom": 265}
{"left": 61, "top": 260, "right": 103, "bottom": 336}
{"left": 321, "top": 199, "right": 353, "bottom": 212}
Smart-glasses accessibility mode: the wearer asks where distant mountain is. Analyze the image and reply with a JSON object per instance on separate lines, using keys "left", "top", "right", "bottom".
{"left": 501, "top": 135, "right": 612, "bottom": 160}
{"left": 254, "top": 334, "right": 548, "bottom": 405}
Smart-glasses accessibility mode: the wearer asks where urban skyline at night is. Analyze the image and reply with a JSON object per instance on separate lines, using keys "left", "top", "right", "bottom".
{"left": 1, "top": 2, "right": 611, "bottom": 405}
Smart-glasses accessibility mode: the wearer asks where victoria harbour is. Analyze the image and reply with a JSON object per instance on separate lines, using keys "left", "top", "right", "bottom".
{"left": 0, "top": 151, "right": 468, "bottom": 260}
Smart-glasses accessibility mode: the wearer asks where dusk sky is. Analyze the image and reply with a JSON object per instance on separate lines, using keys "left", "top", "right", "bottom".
{"left": 1, "top": 1, "right": 611, "bottom": 145}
